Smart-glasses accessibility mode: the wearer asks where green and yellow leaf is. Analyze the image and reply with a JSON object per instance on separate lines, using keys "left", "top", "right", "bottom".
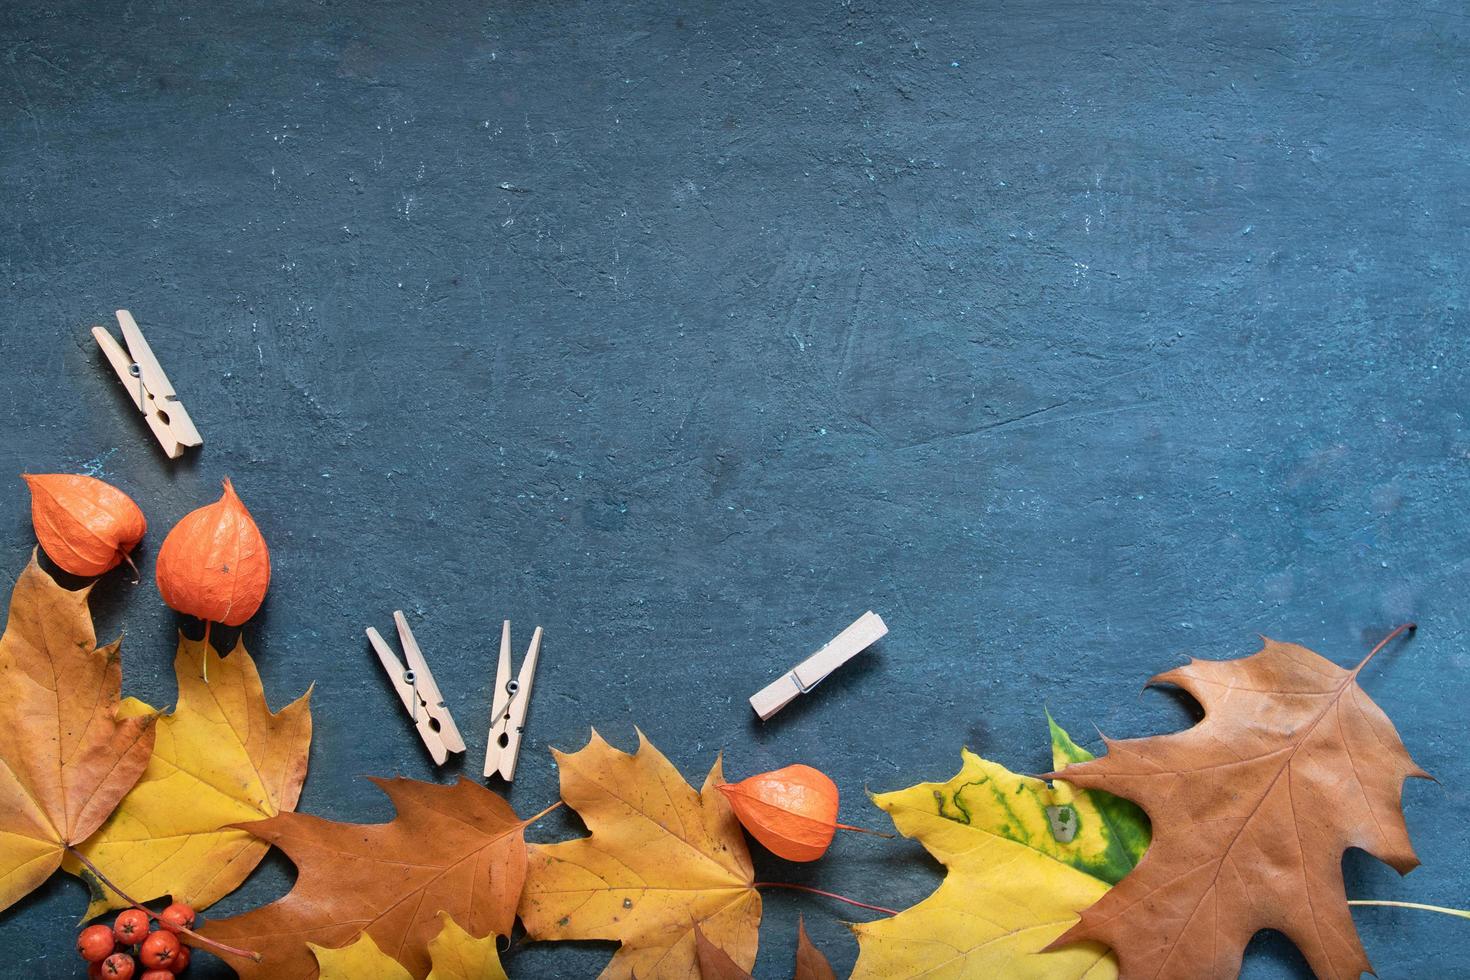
{"left": 851, "top": 716, "right": 1150, "bottom": 979}
{"left": 1046, "top": 711, "right": 1149, "bottom": 884}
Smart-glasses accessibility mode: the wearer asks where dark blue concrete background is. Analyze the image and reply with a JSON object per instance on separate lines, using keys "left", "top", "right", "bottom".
{"left": 3, "top": 1, "right": 1468, "bottom": 977}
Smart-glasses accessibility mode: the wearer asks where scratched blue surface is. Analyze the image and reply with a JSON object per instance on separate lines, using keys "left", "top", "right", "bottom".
{"left": 2, "top": 0, "right": 1469, "bottom": 976}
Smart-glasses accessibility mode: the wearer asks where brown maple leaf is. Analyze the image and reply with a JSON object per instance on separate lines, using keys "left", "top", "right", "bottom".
{"left": 794, "top": 918, "right": 837, "bottom": 980}
{"left": 695, "top": 922, "right": 754, "bottom": 979}
{"left": 0, "top": 555, "right": 156, "bottom": 913}
{"left": 1047, "top": 629, "right": 1427, "bottom": 980}
{"left": 201, "top": 777, "right": 545, "bottom": 979}
{"left": 693, "top": 919, "right": 836, "bottom": 980}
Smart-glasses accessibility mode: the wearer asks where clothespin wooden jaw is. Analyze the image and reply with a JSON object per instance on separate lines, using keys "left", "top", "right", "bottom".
{"left": 484, "top": 621, "right": 543, "bottom": 781}
{"left": 92, "top": 310, "right": 203, "bottom": 459}
{"left": 366, "top": 611, "right": 466, "bottom": 764}
{"left": 749, "top": 611, "right": 888, "bottom": 720}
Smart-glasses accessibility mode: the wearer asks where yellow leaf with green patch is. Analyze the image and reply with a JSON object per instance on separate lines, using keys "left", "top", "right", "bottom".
{"left": 65, "top": 635, "right": 311, "bottom": 918}
{"left": 1046, "top": 711, "right": 1149, "bottom": 883}
{"left": 851, "top": 716, "right": 1149, "bottom": 979}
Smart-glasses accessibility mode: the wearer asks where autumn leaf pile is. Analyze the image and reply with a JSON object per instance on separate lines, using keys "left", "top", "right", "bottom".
{"left": 0, "top": 476, "right": 315, "bottom": 971}
{"left": 0, "top": 553, "right": 311, "bottom": 932}
{"left": 0, "top": 474, "right": 1439, "bottom": 980}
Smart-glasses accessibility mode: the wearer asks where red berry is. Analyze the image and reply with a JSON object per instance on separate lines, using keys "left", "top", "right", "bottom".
{"left": 114, "top": 908, "right": 150, "bottom": 945}
{"left": 88, "top": 962, "right": 106, "bottom": 980}
{"left": 100, "top": 953, "right": 137, "bottom": 980}
{"left": 141, "top": 972, "right": 174, "bottom": 980}
{"left": 139, "top": 931, "right": 181, "bottom": 969}
{"left": 158, "top": 902, "right": 196, "bottom": 934}
{"left": 78, "top": 924, "right": 116, "bottom": 962}
{"left": 167, "top": 945, "right": 191, "bottom": 973}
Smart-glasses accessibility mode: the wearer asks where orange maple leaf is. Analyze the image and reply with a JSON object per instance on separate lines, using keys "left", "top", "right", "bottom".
{"left": 519, "top": 731, "right": 761, "bottom": 978}
{"left": 1047, "top": 629, "right": 1428, "bottom": 980}
{"left": 0, "top": 555, "right": 156, "bottom": 913}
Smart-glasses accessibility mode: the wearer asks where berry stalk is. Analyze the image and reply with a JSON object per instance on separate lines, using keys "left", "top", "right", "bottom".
{"left": 66, "top": 845, "right": 262, "bottom": 963}
{"left": 753, "top": 881, "right": 899, "bottom": 915}
{"left": 834, "top": 821, "right": 896, "bottom": 839}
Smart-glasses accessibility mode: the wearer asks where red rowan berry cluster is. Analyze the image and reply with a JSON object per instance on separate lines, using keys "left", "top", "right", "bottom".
{"left": 75, "top": 903, "right": 196, "bottom": 979}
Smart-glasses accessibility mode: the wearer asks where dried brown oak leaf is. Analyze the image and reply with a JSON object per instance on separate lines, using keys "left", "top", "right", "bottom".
{"left": 201, "top": 777, "right": 540, "bottom": 979}
{"left": 0, "top": 555, "right": 156, "bottom": 913}
{"left": 1047, "top": 632, "right": 1427, "bottom": 980}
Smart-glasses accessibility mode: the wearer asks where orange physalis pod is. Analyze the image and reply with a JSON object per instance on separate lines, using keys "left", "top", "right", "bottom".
{"left": 22, "top": 473, "right": 147, "bottom": 578}
{"left": 155, "top": 478, "right": 271, "bottom": 627}
{"left": 718, "top": 764, "right": 889, "bottom": 862}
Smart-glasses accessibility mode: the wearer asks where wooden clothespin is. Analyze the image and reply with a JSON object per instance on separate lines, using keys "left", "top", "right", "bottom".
{"left": 749, "top": 611, "right": 888, "bottom": 720}
{"left": 484, "top": 621, "right": 543, "bottom": 781}
{"left": 366, "top": 611, "right": 466, "bottom": 765}
{"left": 92, "top": 310, "right": 203, "bottom": 459}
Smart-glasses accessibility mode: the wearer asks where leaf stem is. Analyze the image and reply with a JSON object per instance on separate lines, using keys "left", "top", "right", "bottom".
{"left": 65, "top": 845, "right": 262, "bottom": 963}
{"left": 753, "top": 881, "right": 899, "bottom": 916}
{"left": 834, "top": 822, "right": 896, "bottom": 839}
{"left": 1355, "top": 622, "right": 1416, "bottom": 673}
{"left": 1349, "top": 899, "right": 1470, "bottom": 920}
{"left": 526, "top": 800, "right": 564, "bottom": 825}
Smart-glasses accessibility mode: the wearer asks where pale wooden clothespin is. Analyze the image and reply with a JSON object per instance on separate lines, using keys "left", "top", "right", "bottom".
{"left": 749, "top": 611, "right": 888, "bottom": 720}
{"left": 92, "top": 310, "right": 203, "bottom": 459}
{"left": 366, "top": 611, "right": 466, "bottom": 765}
{"left": 484, "top": 621, "right": 543, "bottom": 781}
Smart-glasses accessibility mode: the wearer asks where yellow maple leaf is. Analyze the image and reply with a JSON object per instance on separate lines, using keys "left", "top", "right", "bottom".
{"left": 423, "top": 913, "right": 511, "bottom": 980}
{"left": 519, "top": 730, "right": 761, "bottom": 979}
{"left": 311, "top": 932, "right": 410, "bottom": 980}
{"left": 310, "top": 913, "right": 507, "bottom": 980}
{"left": 0, "top": 556, "right": 156, "bottom": 914}
{"left": 851, "top": 735, "right": 1128, "bottom": 978}
{"left": 64, "top": 634, "right": 311, "bottom": 917}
